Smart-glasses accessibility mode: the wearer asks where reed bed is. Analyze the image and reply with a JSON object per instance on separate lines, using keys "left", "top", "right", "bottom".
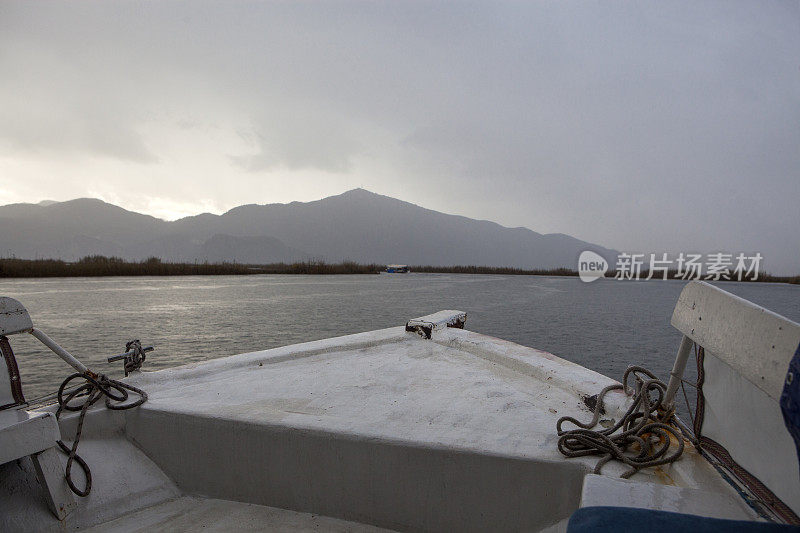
{"left": 0, "top": 256, "right": 795, "bottom": 283}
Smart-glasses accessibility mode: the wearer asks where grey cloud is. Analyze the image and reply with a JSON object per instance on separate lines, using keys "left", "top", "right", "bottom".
{"left": 0, "top": 0, "right": 798, "bottom": 272}
{"left": 0, "top": 110, "right": 157, "bottom": 164}
{"left": 231, "top": 110, "right": 361, "bottom": 173}
{"left": 0, "top": 30, "right": 159, "bottom": 163}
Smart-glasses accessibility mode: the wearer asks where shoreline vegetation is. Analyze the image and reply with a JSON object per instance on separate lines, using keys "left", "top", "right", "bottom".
{"left": 0, "top": 256, "right": 797, "bottom": 284}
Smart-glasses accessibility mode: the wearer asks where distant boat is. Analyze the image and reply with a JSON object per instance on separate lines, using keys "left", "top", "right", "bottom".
{"left": 386, "top": 264, "right": 410, "bottom": 273}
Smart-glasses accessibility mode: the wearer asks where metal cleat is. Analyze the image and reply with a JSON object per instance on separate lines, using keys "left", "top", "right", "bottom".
{"left": 108, "top": 340, "right": 154, "bottom": 377}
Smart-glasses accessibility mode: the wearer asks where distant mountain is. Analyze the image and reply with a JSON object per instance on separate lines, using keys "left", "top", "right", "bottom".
{"left": 0, "top": 189, "right": 616, "bottom": 268}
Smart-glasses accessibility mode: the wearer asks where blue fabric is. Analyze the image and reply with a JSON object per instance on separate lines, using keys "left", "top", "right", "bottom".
{"left": 781, "top": 342, "right": 800, "bottom": 466}
{"left": 568, "top": 507, "right": 799, "bottom": 532}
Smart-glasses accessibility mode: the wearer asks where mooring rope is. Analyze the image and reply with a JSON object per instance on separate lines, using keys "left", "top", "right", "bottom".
{"left": 556, "top": 365, "right": 684, "bottom": 478}
{"left": 55, "top": 372, "right": 147, "bottom": 497}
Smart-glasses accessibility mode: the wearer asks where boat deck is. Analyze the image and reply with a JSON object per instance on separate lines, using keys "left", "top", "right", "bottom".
{"left": 84, "top": 496, "right": 392, "bottom": 532}
{"left": 1, "top": 312, "right": 758, "bottom": 531}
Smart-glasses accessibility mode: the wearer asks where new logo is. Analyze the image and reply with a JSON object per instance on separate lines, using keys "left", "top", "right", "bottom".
{"left": 578, "top": 250, "right": 608, "bottom": 283}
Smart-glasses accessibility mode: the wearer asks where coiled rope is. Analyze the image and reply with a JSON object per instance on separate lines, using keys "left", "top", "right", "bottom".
{"left": 556, "top": 366, "right": 684, "bottom": 478}
{"left": 55, "top": 372, "right": 147, "bottom": 496}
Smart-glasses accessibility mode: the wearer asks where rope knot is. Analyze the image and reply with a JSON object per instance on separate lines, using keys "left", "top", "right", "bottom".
{"left": 55, "top": 372, "right": 147, "bottom": 496}
{"left": 556, "top": 366, "right": 685, "bottom": 478}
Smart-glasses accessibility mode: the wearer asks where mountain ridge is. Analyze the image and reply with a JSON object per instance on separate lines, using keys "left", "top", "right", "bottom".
{"left": 0, "top": 189, "right": 616, "bottom": 268}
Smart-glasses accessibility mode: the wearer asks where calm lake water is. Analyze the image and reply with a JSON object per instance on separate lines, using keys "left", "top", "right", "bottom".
{"left": 2, "top": 274, "right": 799, "bottom": 409}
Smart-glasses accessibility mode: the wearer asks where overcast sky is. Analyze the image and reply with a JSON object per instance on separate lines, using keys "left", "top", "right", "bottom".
{"left": 1, "top": 1, "right": 798, "bottom": 273}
